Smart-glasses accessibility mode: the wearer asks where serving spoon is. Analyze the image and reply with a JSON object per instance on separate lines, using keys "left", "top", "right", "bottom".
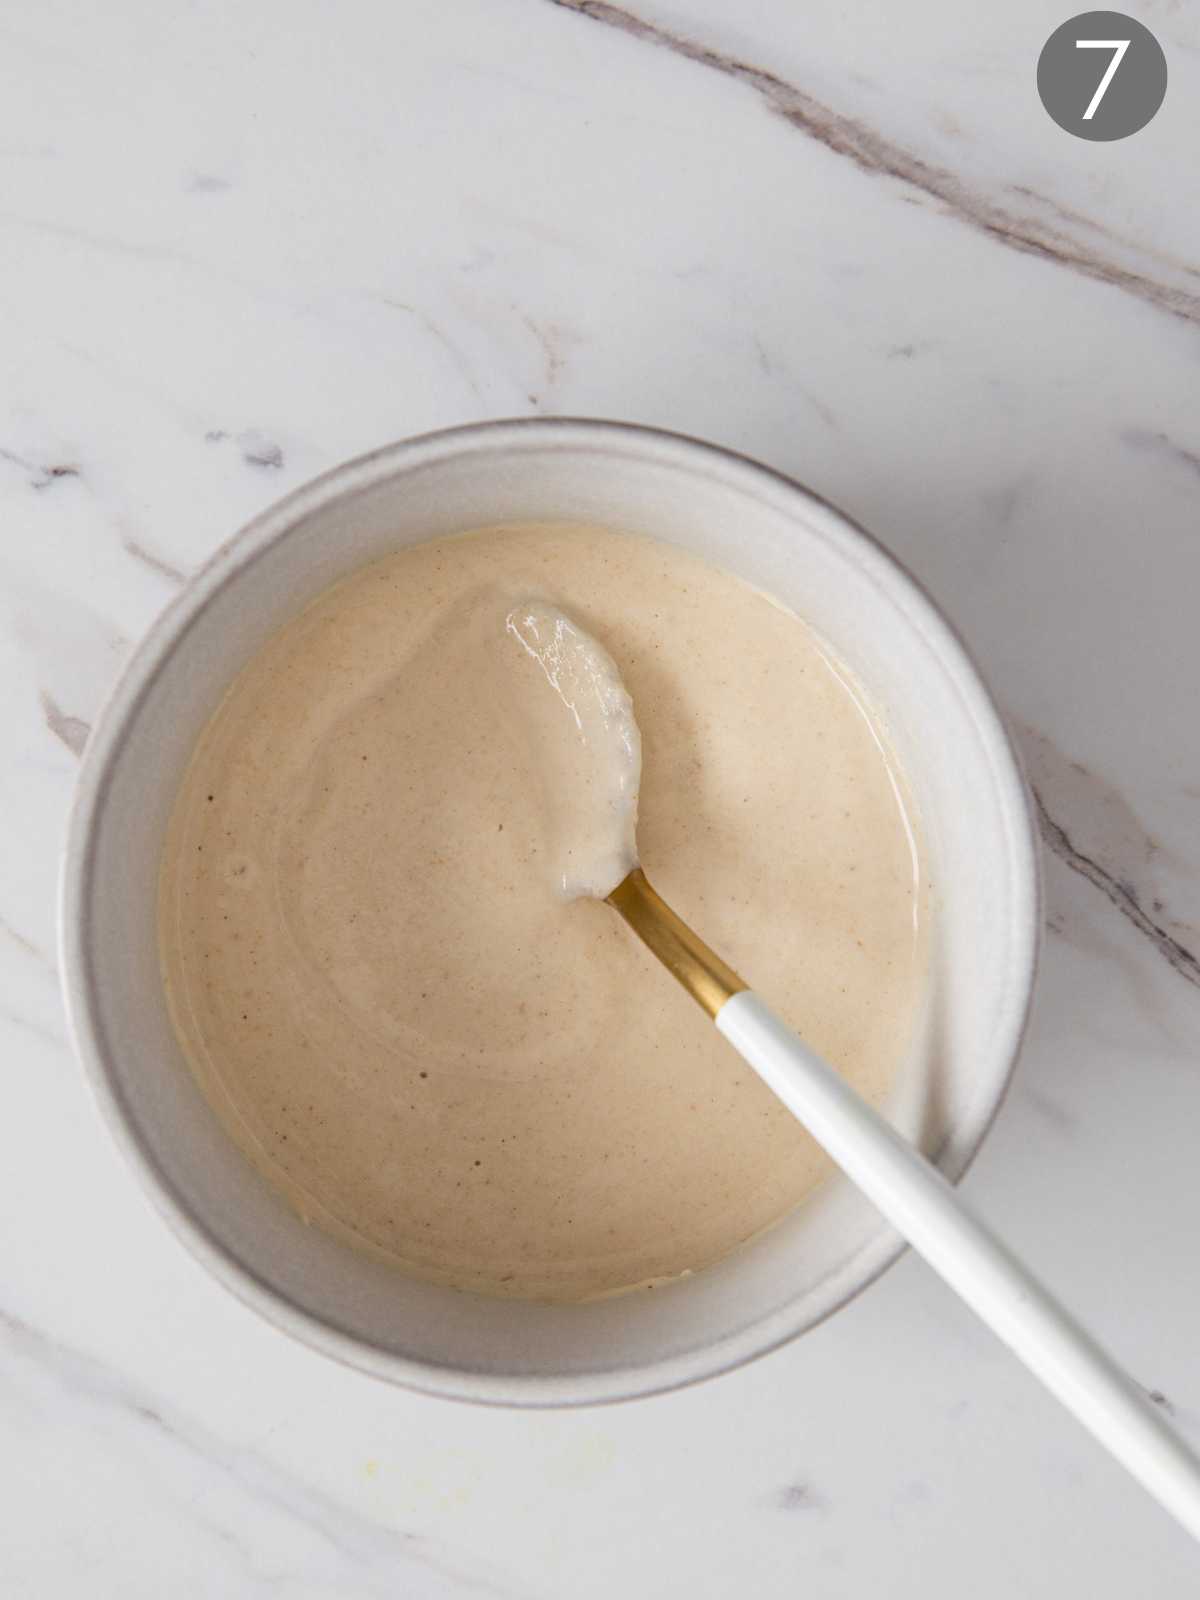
{"left": 507, "top": 599, "right": 1200, "bottom": 1542}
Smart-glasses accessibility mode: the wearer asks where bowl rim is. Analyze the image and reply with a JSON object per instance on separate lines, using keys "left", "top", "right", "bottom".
{"left": 59, "top": 416, "right": 1042, "bottom": 1407}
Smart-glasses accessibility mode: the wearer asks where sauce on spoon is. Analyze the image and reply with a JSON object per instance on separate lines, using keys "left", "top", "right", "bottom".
{"left": 505, "top": 600, "right": 642, "bottom": 899}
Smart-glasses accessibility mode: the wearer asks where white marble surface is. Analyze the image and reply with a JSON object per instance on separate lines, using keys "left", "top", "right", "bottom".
{"left": 3, "top": 1, "right": 1200, "bottom": 1591}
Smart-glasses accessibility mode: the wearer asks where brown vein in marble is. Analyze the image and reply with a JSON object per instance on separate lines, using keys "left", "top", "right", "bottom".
{"left": 546, "top": 0, "right": 1200, "bottom": 326}
{"left": 1006, "top": 182, "right": 1200, "bottom": 286}
{"left": 1121, "top": 427, "right": 1200, "bottom": 482}
{"left": 0, "top": 910, "right": 55, "bottom": 973}
{"left": 519, "top": 311, "right": 567, "bottom": 391}
{"left": 122, "top": 536, "right": 189, "bottom": 585}
{"left": 32, "top": 462, "right": 80, "bottom": 489}
{"left": 39, "top": 690, "right": 90, "bottom": 758}
{"left": 1032, "top": 787, "right": 1200, "bottom": 991}
{"left": 0, "top": 445, "right": 81, "bottom": 490}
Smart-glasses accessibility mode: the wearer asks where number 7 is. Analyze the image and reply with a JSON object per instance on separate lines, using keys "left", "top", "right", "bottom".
{"left": 1076, "top": 39, "right": 1130, "bottom": 119}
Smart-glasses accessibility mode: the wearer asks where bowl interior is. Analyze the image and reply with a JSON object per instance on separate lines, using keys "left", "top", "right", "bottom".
{"left": 65, "top": 422, "right": 1038, "bottom": 1404}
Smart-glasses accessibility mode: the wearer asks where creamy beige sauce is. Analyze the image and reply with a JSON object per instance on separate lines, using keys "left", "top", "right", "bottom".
{"left": 159, "top": 522, "right": 928, "bottom": 1301}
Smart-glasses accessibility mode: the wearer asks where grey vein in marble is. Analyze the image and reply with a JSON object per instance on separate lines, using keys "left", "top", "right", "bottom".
{"left": 377, "top": 298, "right": 483, "bottom": 398}
{"left": 747, "top": 333, "right": 839, "bottom": 425}
{"left": 1015, "top": 721, "right": 1200, "bottom": 991}
{"left": 39, "top": 690, "right": 90, "bottom": 758}
{"left": 978, "top": 478, "right": 1027, "bottom": 530}
{"left": 546, "top": 0, "right": 1200, "bottom": 326}
{"left": 1019, "top": 1083, "right": 1075, "bottom": 1135}
{"left": 237, "top": 429, "right": 284, "bottom": 469}
{"left": 0, "top": 903, "right": 64, "bottom": 1041}
{"left": 1033, "top": 789, "right": 1200, "bottom": 992}
{"left": 0, "top": 1008, "right": 66, "bottom": 1049}
{"left": 0, "top": 1306, "right": 529, "bottom": 1599}
{"left": 770, "top": 1481, "right": 823, "bottom": 1513}
{"left": 184, "top": 172, "right": 232, "bottom": 194}
{"left": 204, "top": 427, "right": 286, "bottom": 468}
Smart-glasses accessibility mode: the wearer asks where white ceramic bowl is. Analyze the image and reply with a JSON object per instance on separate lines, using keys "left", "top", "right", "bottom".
{"left": 60, "top": 419, "right": 1040, "bottom": 1405}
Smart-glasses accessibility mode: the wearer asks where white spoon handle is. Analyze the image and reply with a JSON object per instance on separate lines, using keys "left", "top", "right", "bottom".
{"left": 718, "top": 990, "right": 1200, "bottom": 1542}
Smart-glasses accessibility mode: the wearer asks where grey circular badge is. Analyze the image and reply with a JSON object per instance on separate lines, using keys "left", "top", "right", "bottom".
{"left": 1038, "top": 12, "right": 1167, "bottom": 140}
